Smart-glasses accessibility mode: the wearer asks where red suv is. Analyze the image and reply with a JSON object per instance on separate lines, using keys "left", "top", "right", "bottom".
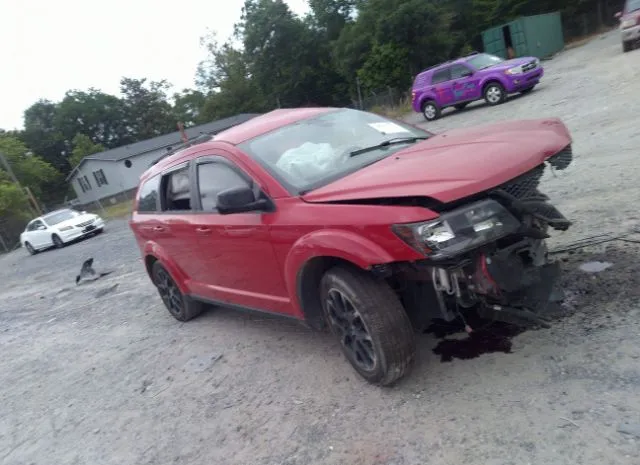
{"left": 130, "top": 108, "right": 573, "bottom": 385}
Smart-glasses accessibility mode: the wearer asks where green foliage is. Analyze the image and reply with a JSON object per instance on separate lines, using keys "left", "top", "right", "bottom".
{"left": 70, "top": 134, "right": 106, "bottom": 169}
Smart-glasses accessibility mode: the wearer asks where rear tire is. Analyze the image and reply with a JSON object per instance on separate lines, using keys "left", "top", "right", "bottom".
{"left": 320, "top": 266, "right": 415, "bottom": 386}
{"left": 151, "top": 261, "right": 204, "bottom": 322}
{"left": 484, "top": 82, "right": 506, "bottom": 105}
{"left": 52, "top": 234, "right": 64, "bottom": 248}
{"left": 25, "top": 242, "right": 36, "bottom": 255}
{"left": 421, "top": 101, "right": 441, "bottom": 121}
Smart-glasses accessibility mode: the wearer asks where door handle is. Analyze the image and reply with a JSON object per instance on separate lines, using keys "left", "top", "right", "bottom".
{"left": 153, "top": 226, "right": 165, "bottom": 232}
{"left": 196, "top": 227, "right": 211, "bottom": 234}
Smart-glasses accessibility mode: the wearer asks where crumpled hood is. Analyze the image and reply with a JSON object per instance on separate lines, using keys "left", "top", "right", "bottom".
{"left": 302, "top": 118, "right": 571, "bottom": 205}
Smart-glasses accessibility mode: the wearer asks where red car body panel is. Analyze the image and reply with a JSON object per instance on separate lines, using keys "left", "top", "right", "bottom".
{"left": 130, "top": 110, "right": 571, "bottom": 321}
{"left": 303, "top": 118, "right": 571, "bottom": 204}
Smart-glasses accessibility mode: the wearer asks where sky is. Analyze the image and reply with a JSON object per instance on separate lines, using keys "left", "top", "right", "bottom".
{"left": 0, "top": 0, "right": 309, "bottom": 130}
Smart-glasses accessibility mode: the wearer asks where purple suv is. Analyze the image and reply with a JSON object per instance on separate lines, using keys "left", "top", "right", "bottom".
{"left": 411, "top": 52, "right": 544, "bottom": 121}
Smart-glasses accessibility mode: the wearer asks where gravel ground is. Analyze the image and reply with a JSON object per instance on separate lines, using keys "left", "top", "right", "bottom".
{"left": 2, "top": 31, "right": 640, "bottom": 465}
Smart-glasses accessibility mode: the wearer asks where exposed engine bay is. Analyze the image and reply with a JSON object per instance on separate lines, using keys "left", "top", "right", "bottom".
{"left": 379, "top": 145, "right": 573, "bottom": 330}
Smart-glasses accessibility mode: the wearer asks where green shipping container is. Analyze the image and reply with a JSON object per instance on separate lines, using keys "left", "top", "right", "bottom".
{"left": 481, "top": 12, "right": 565, "bottom": 59}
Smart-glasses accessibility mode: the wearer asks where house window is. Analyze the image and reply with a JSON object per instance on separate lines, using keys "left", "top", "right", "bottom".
{"left": 93, "top": 169, "right": 108, "bottom": 187}
{"left": 78, "top": 176, "right": 92, "bottom": 192}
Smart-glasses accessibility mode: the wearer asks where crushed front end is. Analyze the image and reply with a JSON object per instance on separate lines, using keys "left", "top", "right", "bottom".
{"left": 386, "top": 146, "right": 573, "bottom": 329}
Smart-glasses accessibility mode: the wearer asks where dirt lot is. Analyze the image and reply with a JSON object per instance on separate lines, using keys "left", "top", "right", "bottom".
{"left": 2, "top": 32, "right": 640, "bottom": 465}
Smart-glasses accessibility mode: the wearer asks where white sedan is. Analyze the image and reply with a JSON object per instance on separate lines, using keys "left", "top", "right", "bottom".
{"left": 20, "top": 209, "right": 105, "bottom": 255}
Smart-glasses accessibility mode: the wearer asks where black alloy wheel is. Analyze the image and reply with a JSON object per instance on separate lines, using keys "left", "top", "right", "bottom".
{"left": 151, "top": 261, "right": 203, "bottom": 322}
{"left": 320, "top": 266, "right": 415, "bottom": 385}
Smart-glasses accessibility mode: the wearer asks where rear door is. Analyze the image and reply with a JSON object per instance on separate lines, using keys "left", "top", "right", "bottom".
{"left": 450, "top": 64, "right": 481, "bottom": 102}
{"left": 189, "top": 155, "right": 290, "bottom": 314}
{"left": 431, "top": 67, "right": 454, "bottom": 107}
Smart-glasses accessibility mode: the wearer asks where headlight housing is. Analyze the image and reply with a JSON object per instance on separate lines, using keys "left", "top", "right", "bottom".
{"left": 505, "top": 66, "right": 523, "bottom": 75}
{"left": 59, "top": 226, "right": 74, "bottom": 232}
{"left": 392, "top": 199, "right": 520, "bottom": 259}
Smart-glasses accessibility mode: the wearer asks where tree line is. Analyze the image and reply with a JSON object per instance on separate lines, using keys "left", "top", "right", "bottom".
{"left": 0, "top": 0, "right": 621, "bottom": 246}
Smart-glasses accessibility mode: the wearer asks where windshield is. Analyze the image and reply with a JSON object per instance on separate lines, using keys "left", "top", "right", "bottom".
{"left": 627, "top": 0, "right": 640, "bottom": 12}
{"left": 43, "top": 209, "right": 80, "bottom": 225}
{"left": 467, "top": 53, "right": 505, "bottom": 70}
{"left": 239, "top": 109, "right": 430, "bottom": 193}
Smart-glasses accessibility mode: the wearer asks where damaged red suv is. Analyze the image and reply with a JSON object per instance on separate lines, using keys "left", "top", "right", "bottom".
{"left": 130, "top": 108, "right": 573, "bottom": 385}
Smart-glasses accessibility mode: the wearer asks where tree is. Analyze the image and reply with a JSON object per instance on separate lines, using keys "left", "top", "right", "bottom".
{"left": 69, "top": 134, "right": 106, "bottom": 169}
{"left": 0, "top": 135, "right": 60, "bottom": 200}
{"left": 54, "top": 89, "right": 130, "bottom": 149}
{"left": 120, "top": 77, "right": 176, "bottom": 139}
{"left": 21, "top": 100, "right": 68, "bottom": 174}
{"left": 173, "top": 89, "right": 207, "bottom": 126}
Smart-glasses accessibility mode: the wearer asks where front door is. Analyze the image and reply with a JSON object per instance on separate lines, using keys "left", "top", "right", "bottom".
{"left": 154, "top": 163, "right": 205, "bottom": 284}
{"left": 450, "top": 64, "right": 481, "bottom": 102}
{"left": 189, "top": 155, "right": 290, "bottom": 315}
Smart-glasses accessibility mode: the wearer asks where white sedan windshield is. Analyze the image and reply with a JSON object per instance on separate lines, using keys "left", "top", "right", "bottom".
{"left": 239, "top": 109, "right": 430, "bottom": 192}
{"left": 43, "top": 210, "right": 79, "bottom": 225}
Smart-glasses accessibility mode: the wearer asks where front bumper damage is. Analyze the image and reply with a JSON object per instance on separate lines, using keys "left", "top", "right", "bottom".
{"left": 388, "top": 144, "right": 573, "bottom": 329}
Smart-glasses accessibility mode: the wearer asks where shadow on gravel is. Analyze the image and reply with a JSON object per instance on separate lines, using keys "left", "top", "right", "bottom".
{"left": 425, "top": 243, "right": 640, "bottom": 363}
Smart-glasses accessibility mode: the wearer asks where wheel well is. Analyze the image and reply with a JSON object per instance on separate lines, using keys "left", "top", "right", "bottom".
{"left": 144, "top": 255, "right": 158, "bottom": 280}
{"left": 420, "top": 98, "right": 435, "bottom": 111}
{"left": 296, "top": 256, "right": 362, "bottom": 330}
{"left": 482, "top": 80, "right": 503, "bottom": 94}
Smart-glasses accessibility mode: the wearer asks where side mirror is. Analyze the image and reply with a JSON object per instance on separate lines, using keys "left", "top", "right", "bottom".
{"left": 217, "top": 186, "right": 268, "bottom": 214}
{"left": 81, "top": 210, "right": 87, "bottom": 214}
{"left": 615, "top": 11, "right": 622, "bottom": 19}
{"left": 37, "top": 225, "right": 47, "bottom": 230}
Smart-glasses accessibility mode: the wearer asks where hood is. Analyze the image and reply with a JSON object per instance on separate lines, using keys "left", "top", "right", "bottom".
{"left": 302, "top": 118, "right": 571, "bottom": 205}
{"left": 490, "top": 57, "right": 536, "bottom": 70}
{"left": 54, "top": 213, "right": 97, "bottom": 229}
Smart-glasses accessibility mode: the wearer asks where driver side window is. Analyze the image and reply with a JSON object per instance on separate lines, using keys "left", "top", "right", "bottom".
{"left": 197, "top": 162, "right": 252, "bottom": 212}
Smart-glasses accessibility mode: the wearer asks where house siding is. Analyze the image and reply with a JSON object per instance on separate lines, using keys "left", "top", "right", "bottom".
{"left": 70, "top": 149, "right": 167, "bottom": 204}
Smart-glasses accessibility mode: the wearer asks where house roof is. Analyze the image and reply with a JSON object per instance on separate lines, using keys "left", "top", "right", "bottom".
{"left": 67, "top": 113, "right": 259, "bottom": 181}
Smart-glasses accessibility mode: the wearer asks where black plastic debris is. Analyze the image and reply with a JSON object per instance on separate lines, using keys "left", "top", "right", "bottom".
{"left": 75, "top": 258, "right": 114, "bottom": 285}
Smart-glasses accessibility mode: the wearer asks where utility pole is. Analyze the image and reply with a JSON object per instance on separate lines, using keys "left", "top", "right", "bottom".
{"left": 356, "top": 76, "right": 364, "bottom": 110}
{"left": 0, "top": 151, "right": 40, "bottom": 216}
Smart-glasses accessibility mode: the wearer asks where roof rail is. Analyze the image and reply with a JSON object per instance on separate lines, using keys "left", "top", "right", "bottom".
{"left": 150, "top": 133, "right": 213, "bottom": 166}
{"left": 466, "top": 51, "right": 480, "bottom": 56}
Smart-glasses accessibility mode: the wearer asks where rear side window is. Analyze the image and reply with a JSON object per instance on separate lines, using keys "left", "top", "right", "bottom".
{"left": 162, "top": 168, "right": 191, "bottom": 211}
{"left": 450, "top": 64, "right": 472, "bottom": 79}
{"left": 136, "top": 175, "right": 160, "bottom": 213}
{"left": 197, "top": 162, "right": 251, "bottom": 212}
{"left": 432, "top": 68, "right": 451, "bottom": 84}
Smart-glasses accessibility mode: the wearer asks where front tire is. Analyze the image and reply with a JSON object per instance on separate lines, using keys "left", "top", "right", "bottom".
{"left": 320, "top": 266, "right": 415, "bottom": 385}
{"left": 421, "top": 101, "right": 441, "bottom": 121}
{"left": 52, "top": 234, "right": 64, "bottom": 248}
{"left": 484, "top": 82, "right": 506, "bottom": 105}
{"left": 151, "top": 261, "right": 204, "bottom": 322}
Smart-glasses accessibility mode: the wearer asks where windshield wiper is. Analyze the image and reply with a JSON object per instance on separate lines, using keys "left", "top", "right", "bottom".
{"left": 349, "top": 136, "right": 429, "bottom": 157}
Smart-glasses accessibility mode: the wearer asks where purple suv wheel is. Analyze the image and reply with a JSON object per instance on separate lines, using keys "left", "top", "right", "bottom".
{"left": 421, "top": 101, "right": 440, "bottom": 121}
{"left": 484, "top": 82, "right": 506, "bottom": 106}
